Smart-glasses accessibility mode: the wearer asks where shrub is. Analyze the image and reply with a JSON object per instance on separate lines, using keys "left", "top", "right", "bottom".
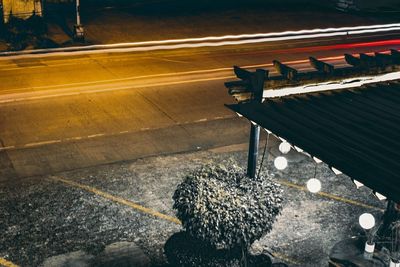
{"left": 164, "top": 231, "right": 273, "bottom": 267}
{"left": 173, "top": 161, "right": 283, "bottom": 250}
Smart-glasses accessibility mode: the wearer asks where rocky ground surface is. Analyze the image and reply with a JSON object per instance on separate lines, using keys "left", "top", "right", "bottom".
{"left": 0, "top": 137, "right": 386, "bottom": 266}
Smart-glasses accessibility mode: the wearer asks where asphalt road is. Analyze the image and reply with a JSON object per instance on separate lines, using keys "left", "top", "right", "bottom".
{"left": 1, "top": 35, "right": 399, "bottom": 179}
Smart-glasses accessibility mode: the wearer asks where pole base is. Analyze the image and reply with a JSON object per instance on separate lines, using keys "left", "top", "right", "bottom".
{"left": 73, "top": 24, "right": 85, "bottom": 41}
{"left": 363, "top": 242, "right": 375, "bottom": 260}
{"left": 390, "top": 260, "right": 400, "bottom": 267}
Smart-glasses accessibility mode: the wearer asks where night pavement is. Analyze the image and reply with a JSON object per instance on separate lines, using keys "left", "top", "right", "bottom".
{"left": 1, "top": 1, "right": 395, "bottom": 51}
{"left": 0, "top": 137, "right": 386, "bottom": 266}
{"left": 0, "top": 2, "right": 395, "bottom": 266}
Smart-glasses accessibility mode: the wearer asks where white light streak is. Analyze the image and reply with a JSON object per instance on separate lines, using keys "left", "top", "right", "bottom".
{"left": 263, "top": 71, "right": 400, "bottom": 98}
{"left": 1, "top": 23, "right": 400, "bottom": 58}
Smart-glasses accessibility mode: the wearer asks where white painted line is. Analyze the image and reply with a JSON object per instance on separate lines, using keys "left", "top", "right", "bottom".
{"left": 0, "top": 145, "right": 15, "bottom": 151}
{"left": 0, "top": 55, "right": 344, "bottom": 93}
{"left": 87, "top": 133, "right": 105, "bottom": 138}
{"left": 0, "top": 75, "right": 237, "bottom": 104}
{"left": 24, "top": 140, "right": 61, "bottom": 147}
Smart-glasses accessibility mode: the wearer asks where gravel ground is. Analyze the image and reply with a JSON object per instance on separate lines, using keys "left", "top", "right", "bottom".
{"left": 0, "top": 140, "right": 386, "bottom": 266}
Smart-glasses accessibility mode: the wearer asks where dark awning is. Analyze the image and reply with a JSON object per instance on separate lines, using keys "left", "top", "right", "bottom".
{"left": 227, "top": 80, "right": 400, "bottom": 202}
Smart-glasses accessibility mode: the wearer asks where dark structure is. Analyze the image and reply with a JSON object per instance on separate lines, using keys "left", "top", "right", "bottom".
{"left": 225, "top": 50, "right": 400, "bottom": 266}
{"left": 225, "top": 49, "right": 400, "bottom": 202}
{"left": 227, "top": 80, "right": 400, "bottom": 202}
{"left": 225, "top": 50, "right": 400, "bottom": 265}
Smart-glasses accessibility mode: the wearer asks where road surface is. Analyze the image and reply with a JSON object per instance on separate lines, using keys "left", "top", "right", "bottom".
{"left": 1, "top": 34, "right": 399, "bottom": 179}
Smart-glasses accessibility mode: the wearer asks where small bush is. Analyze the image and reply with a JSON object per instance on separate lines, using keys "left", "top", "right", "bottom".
{"left": 173, "top": 161, "right": 283, "bottom": 250}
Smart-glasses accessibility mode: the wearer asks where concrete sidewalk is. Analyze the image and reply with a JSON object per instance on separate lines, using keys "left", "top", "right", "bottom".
{"left": 0, "top": 137, "right": 386, "bottom": 266}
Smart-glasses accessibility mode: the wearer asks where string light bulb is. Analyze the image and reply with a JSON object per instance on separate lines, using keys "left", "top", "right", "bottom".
{"left": 279, "top": 141, "right": 291, "bottom": 154}
{"left": 274, "top": 156, "right": 288, "bottom": 170}
{"left": 306, "top": 178, "right": 321, "bottom": 193}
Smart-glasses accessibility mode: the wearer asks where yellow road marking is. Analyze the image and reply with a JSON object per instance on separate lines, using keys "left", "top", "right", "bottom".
{"left": 328, "top": 259, "right": 342, "bottom": 267}
{"left": 0, "top": 257, "right": 19, "bottom": 267}
{"left": 49, "top": 175, "right": 300, "bottom": 265}
{"left": 49, "top": 176, "right": 181, "bottom": 225}
{"left": 278, "top": 180, "right": 384, "bottom": 211}
{"left": 270, "top": 251, "right": 301, "bottom": 265}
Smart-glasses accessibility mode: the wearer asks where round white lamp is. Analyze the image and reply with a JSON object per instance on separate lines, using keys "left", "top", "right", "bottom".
{"left": 359, "top": 213, "right": 375, "bottom": 230}
{"left": 274, "top": 156, "right": 288, "bottom": 170}
{"left": 279, "top": 141, "right": 291, "bottom": 154}
{"left": 359, "top": 213, "right": 376, "bottom": 258}
{"left": 306, "top": 178, "right": 321, "bottom": 193}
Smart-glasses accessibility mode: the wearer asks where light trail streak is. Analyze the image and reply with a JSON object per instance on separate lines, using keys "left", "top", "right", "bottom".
{"left": 263, "top": 71, "right": 400, "bottom": 98}
{"left": 1, "top": 23, "right": 400, "bottom": 59}
{"left": 0, "top": 55, "right": 346, "bottom": 100}
{"left": 1, "top": 52, "right": 344, "bottom": 93}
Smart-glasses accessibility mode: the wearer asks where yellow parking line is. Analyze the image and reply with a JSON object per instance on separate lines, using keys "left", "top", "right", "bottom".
{"left": 0, "top": 257, "right": 19, "bottom": 267}
{"left": 49, "top": 176, "right": 181, "bottom": 225}
{"left": 278, "top": 180, "right": 384, "bottom": 211}
{"left": 328, "top": 259, "right": 342, "bottom": 267}
{"left": 271, "top": 251, "right": 301, "bottom": 265}
{"left": 49, "top": 176, "right": 303, "bottom": 265}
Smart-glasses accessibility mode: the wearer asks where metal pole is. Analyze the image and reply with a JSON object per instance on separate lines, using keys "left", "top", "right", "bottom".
{"left": 76, "top": 0, "right": 80, "bottom": 26}
{"left": 74, "top": 0, "right": 84, "bottom": 40}
{"left": 247, "top": 124, "right": 260, "bottom": 178}
{"left": 246, "top": 69, "right": 267, "bottom": 178}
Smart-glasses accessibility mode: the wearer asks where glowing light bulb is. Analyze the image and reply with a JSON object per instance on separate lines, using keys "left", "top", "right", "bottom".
{"left": 274, "top": 156, "right": 288, "bottom": 170}
{"left": 359, "top": 213, "right": 375, "bottom": 230}
{"left": 306, "top": 178, "right": 321, "bottom": 193}
{"left": 279, "top": 141, "right": 291, "bottom": 154}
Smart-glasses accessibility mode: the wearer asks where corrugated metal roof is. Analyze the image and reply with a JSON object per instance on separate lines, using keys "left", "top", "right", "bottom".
{"left": 227, "top": 80, "right": 400, "bottom": 202}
